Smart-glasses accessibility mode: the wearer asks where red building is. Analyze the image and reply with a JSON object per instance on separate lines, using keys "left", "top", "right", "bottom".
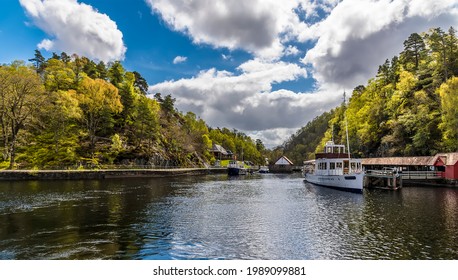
{"left": 432, "top": 153, "right": 458, "bottom": 180}
{"left": 362, "top": 153, "right": 458, "bottom": 181}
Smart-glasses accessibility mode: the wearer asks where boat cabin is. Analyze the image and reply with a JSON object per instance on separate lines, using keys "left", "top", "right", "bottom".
{"left": 315, "top": 141, "right": 351, "bottom": 159}
{"left": 305, "top": 141, "right": 362, "bottom": 176}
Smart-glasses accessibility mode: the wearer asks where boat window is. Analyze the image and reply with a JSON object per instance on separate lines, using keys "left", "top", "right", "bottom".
{"left": 336, "top": 162, "right": 342, "bottom": 169}
{"left": 351, "top": 162, "right": 356, "bottom": 170}
{"left": 330, "top": 162, "right": 336, "bottom": 170}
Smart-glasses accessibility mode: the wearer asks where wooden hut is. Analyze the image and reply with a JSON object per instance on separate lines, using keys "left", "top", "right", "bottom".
{"left": 210, "top": 144, "right": 232, "bottom": 160}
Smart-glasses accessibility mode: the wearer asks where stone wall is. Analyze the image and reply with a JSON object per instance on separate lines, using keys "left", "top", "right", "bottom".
{"left": 0, "top": 168, "right": 227, "bottom": 181}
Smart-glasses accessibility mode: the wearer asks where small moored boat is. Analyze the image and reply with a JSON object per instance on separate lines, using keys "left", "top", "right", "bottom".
{"left": 227, "top": 160, "right": 247, "bottom": 176}
{"left": 258, "top": 166, "right": 269, "bottom": 173}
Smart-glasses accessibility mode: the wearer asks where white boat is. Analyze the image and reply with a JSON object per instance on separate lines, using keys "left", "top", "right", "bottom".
{"left": 227, "top": 160, "right": 247, "bottom": 176}
{"left": 304, "top": 141, "right": 364, "bottom": 193}
{"left": 303, "top": 92, "right": 364, "bottom": 193}
{"left": 258, "top": 166, "right": 269, "bottom": 173}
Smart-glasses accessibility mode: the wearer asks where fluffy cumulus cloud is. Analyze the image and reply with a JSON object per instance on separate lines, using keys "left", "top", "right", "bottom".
{"left": 173, "top": 56, "right": 187, "bottom": 64}
{"left": 302, "top": 0, "right": 458, "bottom": 88}
{"left": 145, "top": 0, "right": 309, "bottom": 59}
{"left": 149, "top": 59, "right": 342, "bottom": 146}
{"left": 19, "top": 0, "right": 126, "bottom": 62}
{"left": 148, "top": 0, "right": 458, "bottom": 146}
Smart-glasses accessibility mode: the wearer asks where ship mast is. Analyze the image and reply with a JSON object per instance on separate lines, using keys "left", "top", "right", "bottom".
{"left": 344, "top": 92, "right": 351, "bottom": 160}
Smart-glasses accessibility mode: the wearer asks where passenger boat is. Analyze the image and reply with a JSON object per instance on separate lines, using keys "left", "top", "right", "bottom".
{"left": 303, "top": 92, "right": 364, "bottom": 193}
{"left": 303, "top": 141, "right": 364, "bottom": 193}
{"left": 227, "top": 160, "right": 247, "bottom": 176}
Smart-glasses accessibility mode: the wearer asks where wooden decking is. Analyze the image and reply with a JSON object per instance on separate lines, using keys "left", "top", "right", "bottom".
{"left": 364, "top": 169, "right": 402, "bottom": 190}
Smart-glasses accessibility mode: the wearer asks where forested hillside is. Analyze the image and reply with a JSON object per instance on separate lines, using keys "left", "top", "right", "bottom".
{"left": 0, "top": 52, "right": 265, "bottom": 169}
{"left": 283, "top": 27, "right": 458, "bottom": 161}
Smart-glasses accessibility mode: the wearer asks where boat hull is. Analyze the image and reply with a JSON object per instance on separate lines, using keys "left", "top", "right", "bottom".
{"left": 228, "top": 167, "right": 247, "bottom": 176}
{"left": 304, "top": 173, "right": 364, "bottom": 193}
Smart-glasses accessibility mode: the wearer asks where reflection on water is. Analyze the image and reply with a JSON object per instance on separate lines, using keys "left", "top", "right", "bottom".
{"left": 0, "top": 174, "right": 457, "bottom": 259}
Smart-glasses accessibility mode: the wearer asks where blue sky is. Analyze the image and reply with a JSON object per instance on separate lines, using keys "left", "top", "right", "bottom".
{"left": 2, "top": 0, "right": 458, "bottom": 147}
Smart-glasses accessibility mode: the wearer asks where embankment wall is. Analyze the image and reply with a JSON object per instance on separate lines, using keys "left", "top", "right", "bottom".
{"left": 0, "top": 168, "right": 227, "bottom": 181}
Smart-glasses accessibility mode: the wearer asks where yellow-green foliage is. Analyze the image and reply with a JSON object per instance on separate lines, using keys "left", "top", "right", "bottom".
{"left": 284, "top": 27, "right": 458, "bottom": 158}
{"left": 0, "top": 53, "right": 271, "bottom": 168}
{"left": 438, "top": 77, "right": 458, "bottom": 151}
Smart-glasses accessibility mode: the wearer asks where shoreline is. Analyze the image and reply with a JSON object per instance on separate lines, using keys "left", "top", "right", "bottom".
{"left": 0, "top": 168, "right": 227, "bottom": 181}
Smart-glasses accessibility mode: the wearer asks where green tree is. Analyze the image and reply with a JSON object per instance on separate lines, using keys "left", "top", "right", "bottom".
{"left": 60, "top": 52, "right": 71, "bottom": 64}
{"left": 426, "top": 27, "right": 448, "bottom": 82}
{"left": 438, "top": 77, "right": 458, "bottom": 151}
{"left": 108, "top": 61, "right": 125, "bottom": 86}
{"left": 133, "top": 71, "right": 149, "bottom": 95}
{"left": 82, "top": 57, "right": 99, "bottom": 79}
{"left": 96, "top": 61, "right": 108, "bottom": 80}
{"left": 161, "top": 94, "right": 176, "bottom": 115}
{"left": 28, "top": 49, "right": 46, "bottom": 75}
{"left": 23, "top": 89, "right": 82, "bottom": 168}
{"left": 77, "top": 77, "right": 123, "bottom": 157}
{"left": 0, "top": 62, "right": 46, "bottom": 168}
{"left": 43, "top": 58, "right": 76, "bottom": 92}
{"left": 401, "top": 33, "right": 426, "bottom": 71}
{"left": 130, "top": 95, "right": 160, "bottom": 149}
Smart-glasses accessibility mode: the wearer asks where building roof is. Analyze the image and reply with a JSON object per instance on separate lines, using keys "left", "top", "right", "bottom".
{"left": 432, "top": 153, "right": 458, "bottom": 166}
{"left": 362, "top": 156, "right": 434, "bottom": 166}
{"left": 210, "top": 144, "right": 228, "bottom": 155}
{"left": 347, "top": 153, "right": 458, "bottom": 167}
{"left": 274, "top": 156, "right": 294, "bottom": 165}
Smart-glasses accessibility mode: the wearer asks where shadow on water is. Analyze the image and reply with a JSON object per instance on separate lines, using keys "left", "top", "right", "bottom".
{"left": 1, "top": 174, "right": 458, "bottom": 259}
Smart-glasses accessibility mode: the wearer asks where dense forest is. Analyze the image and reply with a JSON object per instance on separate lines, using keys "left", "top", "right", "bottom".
{"left": 282, "top": 27, "right": 458, "bottom": 162}
{"left": 0, "top": 52, "right": 266, "bottom": 169}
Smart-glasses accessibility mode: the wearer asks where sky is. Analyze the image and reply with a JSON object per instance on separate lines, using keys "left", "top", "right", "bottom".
{"left": 1, "top": 0, "right": 458, "bottom": 148}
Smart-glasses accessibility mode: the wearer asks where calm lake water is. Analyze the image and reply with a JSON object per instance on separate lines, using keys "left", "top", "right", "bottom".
{"left": 0, "top": 173, "right": 457, "bottom": 260}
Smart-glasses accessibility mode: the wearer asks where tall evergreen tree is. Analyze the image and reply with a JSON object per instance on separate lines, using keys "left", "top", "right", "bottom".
{"left": 401, "top": 33, "right": 425, "bottom": 71}
{"left": 28, "top": 49, "right": 46, "bottom": 75}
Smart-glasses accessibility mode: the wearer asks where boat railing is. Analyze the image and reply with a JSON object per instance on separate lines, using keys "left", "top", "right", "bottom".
{"left": 315, "top": 153, "right": 351, "bottom": 159}
{"left": 401, "top": 171, "right": 443, "bottom": 180}
{"left": 366, "top": 168, "right": 400, "bottom": 177}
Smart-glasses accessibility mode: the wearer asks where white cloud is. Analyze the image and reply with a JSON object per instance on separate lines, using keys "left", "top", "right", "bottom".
{"left": 19, "top": 0, "right": 126, "bottom": 62}
{"left": 148, "top": 0, "right": 458, "bottom": 147}
{"left": 222, "top": 54, "right": 232, "bottom": 61}
{"left": 149, "top": 59, "right": 343, "bottom": 147}
{"left": 145, "top": 0, "right": 309, "bottom": 60}
{"left": 284, "top": 45, "right": 300, "bottom": 56}
{"left": 37, "top": 38, "right": 54, "bottom": 50}
{"left": 301, "top": 0, "right": 458, "bottom": 88}
{"left": 173, "top": 56, "right": 187, "bottom": 64}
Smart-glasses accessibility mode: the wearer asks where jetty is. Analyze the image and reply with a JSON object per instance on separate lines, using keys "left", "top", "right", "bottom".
{"left": 364, "top": 168, "right": 402, "bottom": 190}
{"left": 361, "top": 153, "right": 458, "bottom": 189}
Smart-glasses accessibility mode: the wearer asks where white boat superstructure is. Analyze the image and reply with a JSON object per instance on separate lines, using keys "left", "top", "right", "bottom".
{"left": 304, "top": 141, "right": 364, "bottom": 193}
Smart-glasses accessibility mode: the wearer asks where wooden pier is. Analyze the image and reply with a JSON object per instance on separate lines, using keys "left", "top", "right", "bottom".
{"left": 364, "top": 168, "right": 402, "bottom": 190}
